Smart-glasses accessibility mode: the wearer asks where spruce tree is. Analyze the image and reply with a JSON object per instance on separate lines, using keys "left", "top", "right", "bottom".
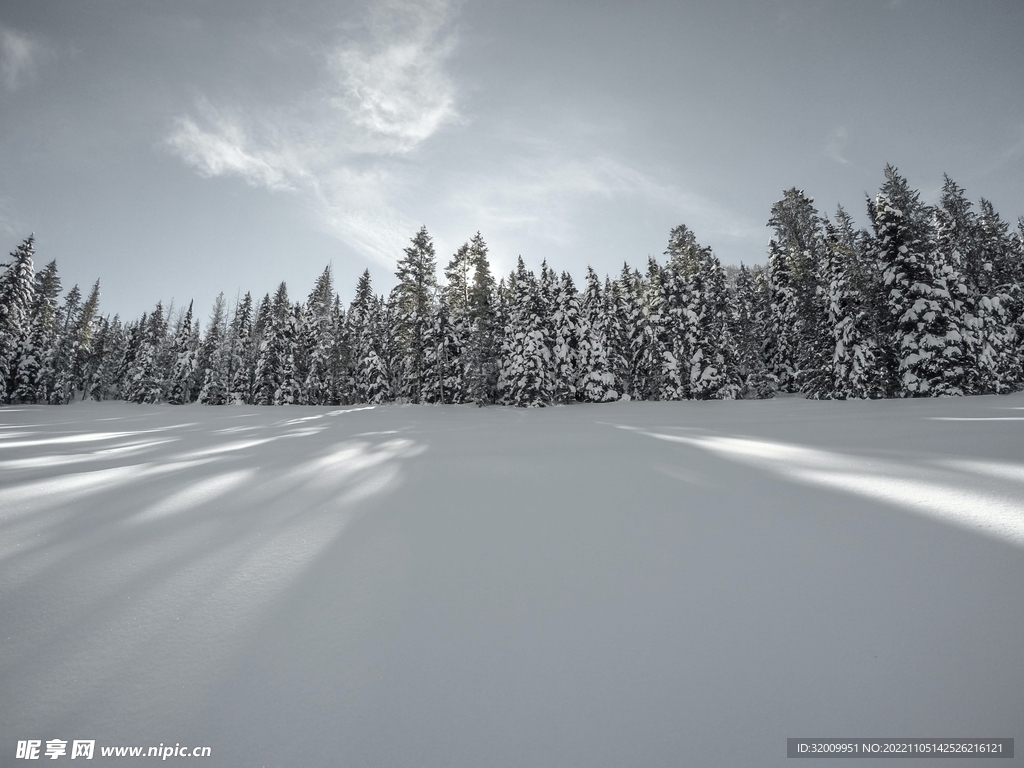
{"left": 302, "top": 266, "right": 336, "bottom": 405}
{"left": 46, "top": 285, "right": 83, "bottom": 404}
{"left": 730, "top": 264, "right": 775, "bottom": 398}
{"left": 274, "top": 302, "right": 303, "bottom": 405}
{"left": 819, "top": 209, "right": 880, "bottom": 399}
{"left": 253, "top": 286, "right": 291, "bottom": 405}
{"left": 228, "top": 293, "right": 255, "bottom": 404}
{"left": 550, "top": 271, "right": 582, "bottom": 403}
{"left": 348, "top": 270, "right": 390, "bottom": 404}
{"left": 393, "top": 226, "right": 438, "bottom": 403}
{"left": 577, "top": 267, "right": 618, "bottom": 403}
{"left": 198, "top": 294, "right": 229, "bottom": 405}
{"left": 465, "top": 233, "right": 499, "bottom": 405}
{"left": 639, "top": 258, "right": 670, "bottom": 400}
{"left": 766, "top": 189, "right": 828, "bottom": 395}
{"left": 499, "top": 258, "right": 553, "bottom": 407}
{"left": 873, "top": 166, "right": 966, "bottom": 396}
{"left": 0, "top": 235, "right": 37, "bottom": 401}
{"left": 167, "top": 301, "right": 198, "bottom": 404}
{"left": 13, "top": 259, "right": 59, "bottom": 403}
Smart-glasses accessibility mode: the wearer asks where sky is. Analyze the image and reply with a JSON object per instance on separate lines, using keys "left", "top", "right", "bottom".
{"left": 1, "top": 0, "right": 1023, "bottom": 320}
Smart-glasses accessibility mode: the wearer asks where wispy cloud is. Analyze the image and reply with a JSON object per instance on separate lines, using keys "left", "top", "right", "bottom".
{"left": 448, "top": 148, "right": 761, "bottom": 257}
{"left": 0, "top": 24, "right": 39, "bottom": 92}
{"left": 167, "top": 108, "right": 298, "bottom": 192}
{"left": 824, "top": 126, "right": 851, "bottom": 165}
{"left": 329, "top": 0, "right": 458, "bottom": 154}
{"left": 166, "top": 0, "right": 459, "bottom": 264}
{"left": 166, "top": 0, "right": 752, "bottom": 271}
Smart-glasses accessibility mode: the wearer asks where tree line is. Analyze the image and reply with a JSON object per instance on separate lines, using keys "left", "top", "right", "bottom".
{"left": 1, "top": 166, "right": 1022, "bottom": 408}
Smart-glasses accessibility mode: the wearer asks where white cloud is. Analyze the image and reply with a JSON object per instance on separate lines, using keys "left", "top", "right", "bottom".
{"left": 0, "top": 24, "right": 38, "bottom": 92}
{"left": 448, "top": 149, "right": 761, "bottom": 255}
{"left": 165, "top": 0, "right": 459, "bottom": 265}
{"left": 824, "top": 126, "right": 851, "bottom": 165}
{"left": 329, "top": 0, "right": 458, "bottom": 154}
{"left": 167, "top": 112, "right": 297, "bottom": 192}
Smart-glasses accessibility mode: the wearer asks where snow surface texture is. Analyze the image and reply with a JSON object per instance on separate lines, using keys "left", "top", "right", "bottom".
{"left": 1, "top": 397, "right": 1022, "bottom": 766}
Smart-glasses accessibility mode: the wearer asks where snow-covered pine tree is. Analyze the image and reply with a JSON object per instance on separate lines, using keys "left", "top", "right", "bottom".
{"left": 392, "top": 226, "right": 438, "bottom": 403}
{"left": 577, "top": 266, "right": 618, "bottom": 403}
{"left": 730, "top": 264, "right": 775, "bottom": 399}
{"left": 464, "top": 233, "right": 499, "bottom": 406}
{"left": 253, "top": 286, "right": 289, "bottom": 405}
{"left": 348, "top": 270, "right": 390, "bottom": 404}
{"left": 166, "top": 301, "right": 199, "bottom": 404}
{"left": 44, "top": 284, "right": 83, "bottom": 404}
{"left": 538, "top": 262, "right": 559, "bottom": 397}
{"left": 639, "top": 258, "right": 669, "bottom": 400}
{"left": 499, "top": 258, "right": 553, "bottom": 407}
{"left": 301, "top": 266, "right": 336, "bottom": 405}
{"left": 763, "top": 240, "right": 797, "bottom": 391}
{"left": 197, "top": 294, "right": 229, "bottom": 405}
{"left": 440, "top": 241, "right": 478, "bottom": 402}
{"left": 551, "top": 271, "right": 582, "bottom": 402}
{"left": 873, "top": 166, "right": 967, "bottom": 397}
{"left": 227, "top": 293, "right": 255, "bottom": 404}
{"left": 663, "top": 225, "right": 740, "bottom": 400}
{"left": 0, "top": 235, "right": 37, "bottom": 401}
{"left": 970, "top": 198, "right": 1019, "bottom": 392}
{"left": 274, "top": 302, "right": 303, "bottom": 406}
{"left": 422, "top": 292, "right": 462, "bottom": 403}
{"left": 125, "top": 303, "right": 167, "bottom": 404}
{"left": 66, "top": 280, "right": 101, "bottom": 401}
{"left": 934, "top": 177, "right": 987, "bottom": 394}
{"left": 766, "top": 189, "right": 828, "bottom": 395}
{"left": 819, "top": 208, "right": 881, "bottom": 399}
{"left": 608, "top": 264, "right": 647, "bottom": 400}
{"left": 13, "top": 259, "right": 59, "bottom": 403}
{"left": 114, "top": 317, "right": 141, "bottom": 401}
{"left": 84, "top": 314, "right": 123, "bottom": 402}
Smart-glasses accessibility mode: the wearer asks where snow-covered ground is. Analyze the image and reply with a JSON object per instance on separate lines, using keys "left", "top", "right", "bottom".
{"left": 2, "top": 396, "right": 1023, "bottom": 766}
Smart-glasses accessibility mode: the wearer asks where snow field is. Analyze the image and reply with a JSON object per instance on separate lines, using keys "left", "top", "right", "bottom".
{"left": 1, "top": 396, "right": 1023, "bottom": 766}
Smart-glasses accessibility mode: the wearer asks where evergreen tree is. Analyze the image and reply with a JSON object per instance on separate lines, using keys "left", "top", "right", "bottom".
{"left": 766, "top": 189, "right": 828, "bottom": 394}
{"left": 45, "top": 284, "right": 83, "bottom": 404}
{"left": 663, "top": 225, "right": 740, "bottom": 400}
{"left": 639, "top": 258, "right": 670, "bottom": 400}
{"left": 348, "top": 270, "right": 390, "bottom": 404}
{"left": 274, "top": 302, "right": 303, "bottom": 405}
{"left": 253, "top": 286, "right": 287, "bottom": 405}
{"left": 302, "top": 266, "right": 336, "bottom": 405}
{"left": 499, "top": 258, "right": 553, "bottom": 406}
{"left": 422, "top": 293, "right": 463, "bottom": 403}
{"left": 67, "top": 280, "right": 102, "bottom": 400}
{"left": 13, "top": 259, "right": 60, "bottom": 403}
{"left": 392, "top": 226, "right": 438, "bottom": 402}
{"left": 441, "top": 242, "right": 477, "bottom": 402}
{"left": 167, "top": 301, "right": 198, "bottom": 404}
{"left": 608, "top": 264, "right": 646, "bottom": 400}
{"left": 126, "top": 304, "right": 167, "bottom": 404}
{"left": 551, "top": 271, "right": 582, "bottom": 402}
{"left": 465, "top": 233, "right": 499, "bottom": 405}
{"left": 731, "top": 264, "right": 775, "bottom": 399}
{"left": 0, "top": 235, "right": 37, "bottom": 401}
{"left": 873, "top": 166, "right": 967, "bottom": 396}
{"left": 819, "top": 209, "right": 881, "bottom": 399}
{"left": 198, "top": 294, "right": 230, "bottom": 405}
{"left": 577, "top": 267, "right": 618, "bottom": 403}
{"left": 228, "top": 293, "right": 255, "bottom": 404}
{"left": 84, "top": 315, "right": 122, "bottom": 402}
